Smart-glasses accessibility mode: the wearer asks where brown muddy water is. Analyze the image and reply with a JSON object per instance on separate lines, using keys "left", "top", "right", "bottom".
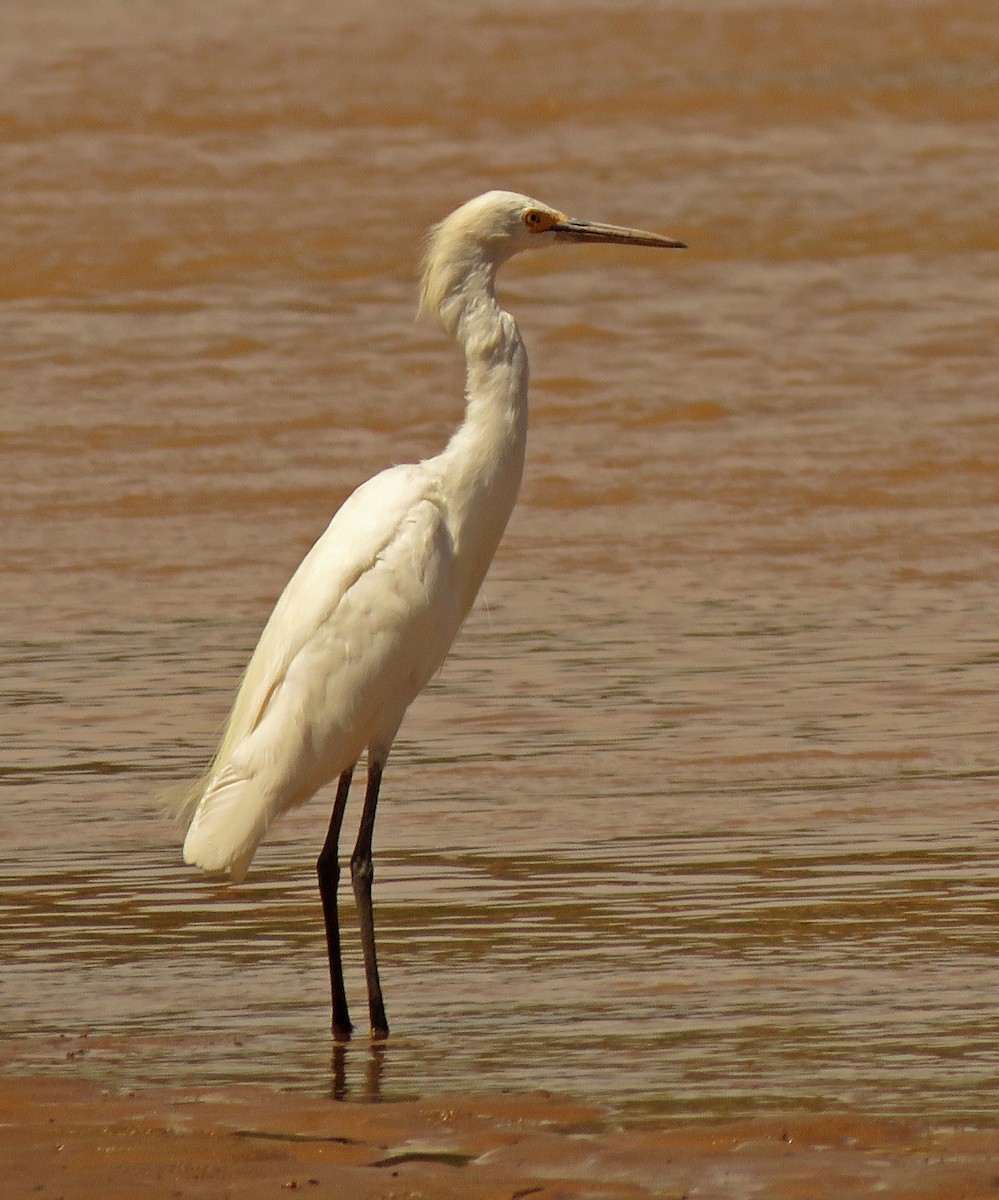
{"left": 3, "top": 0, "right": 999, "bottom": 1123}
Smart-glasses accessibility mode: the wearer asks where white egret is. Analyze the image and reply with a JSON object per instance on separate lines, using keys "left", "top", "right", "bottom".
{"left": 179, "top": 190, "right": 686, "bottom": 1039}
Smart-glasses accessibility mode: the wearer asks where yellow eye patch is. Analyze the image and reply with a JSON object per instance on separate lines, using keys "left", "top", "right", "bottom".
{"left": 522, "top": 208, "right": 560, "bottom": 233}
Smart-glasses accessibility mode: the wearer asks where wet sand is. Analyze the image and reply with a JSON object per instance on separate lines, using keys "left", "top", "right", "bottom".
{"left": 4, "top": 1046, "right": 998, "bottom": 1199}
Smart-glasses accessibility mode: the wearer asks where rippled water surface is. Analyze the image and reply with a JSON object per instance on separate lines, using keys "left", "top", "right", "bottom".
{"left": 3, "top": 0, "right": 999, "bottom": 1122}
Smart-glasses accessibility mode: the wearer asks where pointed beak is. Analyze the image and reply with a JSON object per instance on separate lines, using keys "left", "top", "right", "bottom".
{"left": 552, "top": 216, "right": 687, "bottom": 250}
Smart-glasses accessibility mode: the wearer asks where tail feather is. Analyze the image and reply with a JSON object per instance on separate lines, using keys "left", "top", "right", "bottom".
{"left": 181, "top": 765, "right": 273, "bottom": 883}
{"left": 164, "top": 776, "right": 209, "bottom": 831}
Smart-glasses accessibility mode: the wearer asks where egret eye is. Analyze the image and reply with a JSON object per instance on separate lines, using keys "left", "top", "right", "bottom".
{"left": 523, "top": 209, "right": 557, "bottom": 233}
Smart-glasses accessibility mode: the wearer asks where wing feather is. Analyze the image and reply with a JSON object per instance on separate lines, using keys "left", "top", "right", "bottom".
{"left": 181, "top": 461, "right": 460, "bottom": 877}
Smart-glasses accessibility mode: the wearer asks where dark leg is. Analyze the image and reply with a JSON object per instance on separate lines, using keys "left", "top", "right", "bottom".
{"left": 317, "top": 767, "right": 354, "bottom": 1041}
{"left": 350, "top": 759, "right": 389, "bottom": 1038}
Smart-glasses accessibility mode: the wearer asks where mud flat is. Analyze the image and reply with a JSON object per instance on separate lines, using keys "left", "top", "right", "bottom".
{"left": 3, "top": 1064, "right": 997, "bottom": 1199}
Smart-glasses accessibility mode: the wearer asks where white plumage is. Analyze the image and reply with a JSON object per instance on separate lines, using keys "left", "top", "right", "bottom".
{"left": 178, "top": 190, "right": 685, "bottom": 1038}
{"left": 181, "top": 466, "right": 471, "bottom": 879}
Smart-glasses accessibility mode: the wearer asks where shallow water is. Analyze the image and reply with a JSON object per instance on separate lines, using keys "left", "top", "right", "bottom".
{"left": 3, "top": 0, "right": 999, "bottom": 1122}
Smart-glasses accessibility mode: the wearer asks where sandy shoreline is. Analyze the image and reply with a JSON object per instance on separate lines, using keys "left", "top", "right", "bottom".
{"left": 3, "top": 1060, "right": 997, "bottom": 1199}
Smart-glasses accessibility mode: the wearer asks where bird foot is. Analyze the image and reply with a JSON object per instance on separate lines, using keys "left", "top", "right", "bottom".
{"left": 331, "top": 1020, "right": 354, "bottom": 1043}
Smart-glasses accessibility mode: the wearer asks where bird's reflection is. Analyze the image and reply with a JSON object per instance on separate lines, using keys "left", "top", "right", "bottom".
{"left": 330, "top": 1038, "right": 386, "bottom": 1102}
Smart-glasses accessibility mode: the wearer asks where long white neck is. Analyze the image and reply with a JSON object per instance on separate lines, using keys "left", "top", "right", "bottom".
{"left": 426, "top": 257, "right": 529, "bottom": 614}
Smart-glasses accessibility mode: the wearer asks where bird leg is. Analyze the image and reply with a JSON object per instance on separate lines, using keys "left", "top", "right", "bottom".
{"left": 351, "top": 759, "right": 389, "bottom": 1038}
{"left": 317, "top": 767, "right": 354, "bottom": 1041}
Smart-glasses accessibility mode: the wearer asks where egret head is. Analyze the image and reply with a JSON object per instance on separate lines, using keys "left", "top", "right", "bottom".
{"left": 420, "top": 190, "right": 685, "bottom": 331}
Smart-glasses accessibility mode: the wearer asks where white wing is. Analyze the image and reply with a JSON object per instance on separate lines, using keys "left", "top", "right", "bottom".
{"left": 182, "top": 460, "right": 464, "bottom": 879}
